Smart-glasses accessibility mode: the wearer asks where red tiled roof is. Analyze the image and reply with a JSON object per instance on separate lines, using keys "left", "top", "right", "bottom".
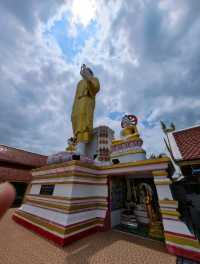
{"left": 0, "top": 145, "right": 47, "bottom": 167}
{"left": 173, "top": 126, "right": 200, "bottom": 160}
{"left": 0, "top": 167, "right": 31, "bottom": 182}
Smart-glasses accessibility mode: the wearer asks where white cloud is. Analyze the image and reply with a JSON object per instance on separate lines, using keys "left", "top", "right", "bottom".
{"left": 71, "top": 0, "right": 97, "bottom": 27}
{"left": 0, "top": 0, "right": 200, "bottom": 157}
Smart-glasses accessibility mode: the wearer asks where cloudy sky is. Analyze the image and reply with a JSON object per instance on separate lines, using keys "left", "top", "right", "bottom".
{"left": 0, "top": 0, "right": 200, "bottom": 156}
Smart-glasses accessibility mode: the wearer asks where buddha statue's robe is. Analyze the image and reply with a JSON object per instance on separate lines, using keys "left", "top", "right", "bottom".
{"left": 71, "top": 77, "right": 100, "bottom": 143}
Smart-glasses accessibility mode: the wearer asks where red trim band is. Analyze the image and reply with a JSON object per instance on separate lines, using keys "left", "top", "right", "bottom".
{"left": 167, "top": 244, "right": 200, "bottom": 262}
{"left": 13, "top": 214, "right": 103, "bottom": 246}
{"left": 165, "top": 231, "right": 196, "bottom": 239}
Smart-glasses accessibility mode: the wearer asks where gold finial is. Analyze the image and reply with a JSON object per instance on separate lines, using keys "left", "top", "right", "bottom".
{"left": 160, "top": 121, "right": 176, "bottom": 133}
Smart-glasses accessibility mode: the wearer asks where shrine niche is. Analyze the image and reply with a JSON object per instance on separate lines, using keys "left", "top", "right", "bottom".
{"left": 110, "top": 176, "right": 163, "bottom": 240}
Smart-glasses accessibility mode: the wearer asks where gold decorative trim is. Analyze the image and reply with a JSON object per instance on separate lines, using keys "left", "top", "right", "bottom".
{"left": 161, "top": 210, "right": 180, "bottom": 217}
{"left": 154, "top": 180, "right": 172, "bottom": 185}
{"left": 111, "top": 150, "right": 145, "bottom": 158}
{"left": 152, "top": 170, "right": 168, "bottom": 176}
{"left": 33, "top": 171, "right": 107, "bottom": 180}
{"left": 165, "top": 233, "right": 200, "bottom": 249}
{"left": 32, "top": 157, "right": 170, "bottom": 173}
{"left": 15, "top": 211, "right": 65, "bottom": 234}
{"left": 27, "top": 194, "right": 107, "bottom": 201}
{"left": 179, "top": 159, "right": 200, "bottom": 166}
{"left": 24, "top": 198, "right": 107, "bottom": 212}
{"left": 25, "top": 197, "right": 107, "bottom": 208}
{"left": 125, "top": 134, "right": 140, "bottom": 140}
{"left": 111, "top": 139, "right": 124, "bottom": 145}
{"left": 32, "top": 160, "right": 98, "bottom": 172}
{"left": 159, "top": 200, "right": 178, "bottom": 206}
{"left": 98, "top": 157, "right": 170, "bottom": 170}
{"left": 15, "top": 210, "right": 104, "bottom": 236}
{"left": 30, "top": 181, "right": 107, "bottom": 186}
{"left": 112, "top": 136, "right": 140, "bottom": 146}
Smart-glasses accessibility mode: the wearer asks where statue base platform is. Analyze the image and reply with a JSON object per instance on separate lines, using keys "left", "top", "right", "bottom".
{"left": 47, "top": 151, "right": 94, "bottom": 165}
{"left": 13, "top": 160, "right": 109, "bottom": 246}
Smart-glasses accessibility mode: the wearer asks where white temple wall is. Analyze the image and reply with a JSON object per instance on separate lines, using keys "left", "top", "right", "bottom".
{"left": 111, "top": 209, "right": 123, "bottom": 227}
{"left": 53, "top": 184, "right": 73, "bottom": 196}
{"left": 115, "top": 153, "right": 147, "bottom": 163}
{"left": 29, "top": 184, "right": 41, "bottom": 195}
{"left": 71, "top": 184, "right": 107, "bottom": 197}
{"left": 20, "top": 204, "right": 106, "bottom": 226}
{"left": 163, "top": 219, "right": 194, "bottom": 236}
{"left": 156, "top": 185, "right": 173, "bottom": 200}
{"left": 52, "top": 183, "right": 107, "bottom": 197}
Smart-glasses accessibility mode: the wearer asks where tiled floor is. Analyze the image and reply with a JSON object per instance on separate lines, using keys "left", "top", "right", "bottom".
{"left": 0, "top": 209, "right": 176, "bottom": 264}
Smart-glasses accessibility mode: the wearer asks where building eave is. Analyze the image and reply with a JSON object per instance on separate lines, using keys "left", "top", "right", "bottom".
{"left": 177, "top": 159, "right": 200, "bottom": 166}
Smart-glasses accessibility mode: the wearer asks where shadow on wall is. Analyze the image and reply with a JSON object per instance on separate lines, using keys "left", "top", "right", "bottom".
{"left": 10, "top": 182, "right": 28, "bottom": 207}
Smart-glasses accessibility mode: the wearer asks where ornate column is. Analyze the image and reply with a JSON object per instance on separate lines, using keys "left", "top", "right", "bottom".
{"left": 153, "top": 170, "right": 200, "bottom": 262}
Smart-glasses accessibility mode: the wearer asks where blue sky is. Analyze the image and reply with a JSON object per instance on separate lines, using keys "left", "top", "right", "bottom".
{"left": 45, "top": 14, "right": 98, "bottom": 61}
{"left": 0, "top": 0, "right": 200, "bottom": 155}
{"left": 108, "top": 111, "right": 126, "bottom": 121}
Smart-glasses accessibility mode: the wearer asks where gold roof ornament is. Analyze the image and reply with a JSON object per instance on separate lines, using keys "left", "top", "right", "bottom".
{"left": 160, "top": 121, "right": 176, "bottom": 134}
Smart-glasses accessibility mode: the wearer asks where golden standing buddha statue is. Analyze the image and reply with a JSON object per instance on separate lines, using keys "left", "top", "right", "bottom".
{"left": 71, "top": 64, "right": 100, "bottom": 145}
